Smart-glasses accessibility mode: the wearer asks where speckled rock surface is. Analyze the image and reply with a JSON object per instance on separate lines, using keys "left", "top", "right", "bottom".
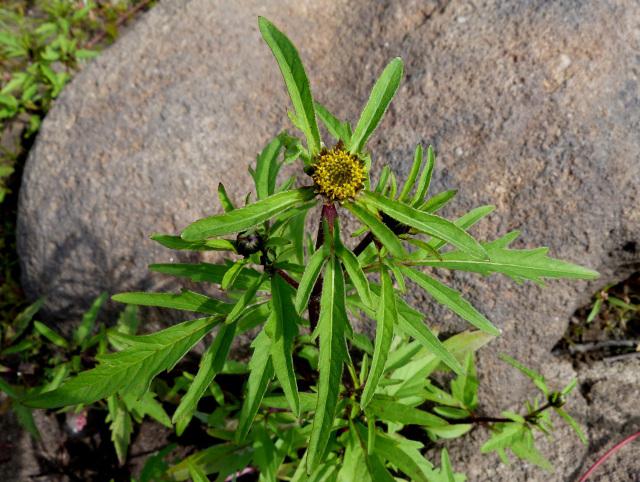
{"left": 16, "top": 0, "right": 640, "bottom": 479}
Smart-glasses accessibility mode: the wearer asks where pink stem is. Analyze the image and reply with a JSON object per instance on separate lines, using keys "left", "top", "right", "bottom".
{"left": 578, "top": 429, "right": 640, "bottom": 481}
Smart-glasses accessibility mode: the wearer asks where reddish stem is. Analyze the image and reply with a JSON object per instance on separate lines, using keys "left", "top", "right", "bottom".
{"left": 578, "top": 429, "right": 640, "bottom": 481}
{"left": 308, "top": 203, "right": 337, "bottom": 331}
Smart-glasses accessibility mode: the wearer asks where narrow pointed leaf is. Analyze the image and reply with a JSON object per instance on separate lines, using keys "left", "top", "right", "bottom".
{"left": 308, "top": 256, "right": 348, "bottom": 472}
{"left": 336, "top": 244, "right": 372, "bottom": 307}
{"left": 361, "top": 266, "right": 395, "bottom": 407}
{"left": 414, "top": 234, "right": 599, "bottom": 282}
{"left": 315, "top": 102, "right": 351, "bottom": 143}
{"left": 267, "top": 274, "right": 300, "bottom": 416}
{"left": 258, "top": 17, "right": 321, "bottom": 154}
{"left": 150, "top": 234, "right": 236, "bottom": 252}
{"left": 172, "top": 322, "right": 237, "bottom": 425}
{"left": 112, "top": 290, "right": 231, "bottom": 315}
{"left": 349, "top": 58, "right": 403, "bottom": 154}
{"left": 402, "top": 267, "right": 500, "bottom": 336}
{"left": 362, "top": 191, "right": 487, "bottom": 259}
{"left": 24, "top": 317, "right": 219, "bottom": 408}
{"left": 411, "top": 145, "right": 435, "bottom": 206}
{"left": 425, "top": 205, "right": 495, "bottom": 252}
{"left": 295, "top": 247, "right": 328, "bottom": 313}
{"left": 236, "top": 331, "right": 274, "bottom": 441}
{"left": 217, "top": 183, "right": 235, "bottom": 212}
{"left": 398, "top": 144, "right": 423, "bottom": 202}
{"left": 181, "top": 188, "right": 315, "bottom": 241}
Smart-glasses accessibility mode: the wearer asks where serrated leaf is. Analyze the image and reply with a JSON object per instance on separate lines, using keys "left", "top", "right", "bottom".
{"left": 181, "top": 188, "right": 315, "bottom": 241}
{"left": 481, "top": 423, "right": 524, "bottom": 452}
{"left": 24, "top": 316, "right": 219, "bottom": 408}
{"left": 401, "top": 267, "right": 500, "bottom": 336}
{"left": 345, "top": 201, "right": 406, "bottom": 258}
{"left": 362, "top": 191, "right": 487, "bottom": 260}
{"left": 308, "top": 256, "right": 348, "bottom": 472}
{"left": 349, "top": 58, "right": 403, "bottom": 154}
{"left": 361, "top": 266, "right": 396, "bottom": 408}
{"left": 10, "top": 299, "right": 43, "bottom": 342}
{"left": 414, "top": 232, "right": 599, "bottom": 282}
{"left": 107, "top": 396, "right": 133, "bottom": 466}
{"left": 258, "top": 17, "right": 321, "bottom": 155}
{"left": 368, "top": 398, "right": 448, "bottom": 427}
{"left": 267, "top": 274, "right": 300, "bottom": 416}
{"left": 172, "top": 322, "right": 237, "bottom": 426}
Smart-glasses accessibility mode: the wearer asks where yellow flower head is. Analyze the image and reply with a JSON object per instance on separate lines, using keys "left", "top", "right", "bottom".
{"left": 311, "top": 144, "right": 366, "bottom": 201}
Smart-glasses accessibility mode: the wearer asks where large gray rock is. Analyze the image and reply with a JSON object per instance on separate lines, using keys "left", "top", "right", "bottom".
{"left": 16, "top": 0, "right": 640, "bottom": 479}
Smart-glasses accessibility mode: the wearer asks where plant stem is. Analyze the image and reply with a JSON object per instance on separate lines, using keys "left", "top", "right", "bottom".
{"left": 447, "top": 402, "right": 553, "bottom": 425}
{"left": 308, "top": 203, "right": 337, "bottom": 332}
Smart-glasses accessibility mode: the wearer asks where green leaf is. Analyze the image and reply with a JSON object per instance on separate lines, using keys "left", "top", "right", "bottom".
{"left": 349, "top": 58, "right": 403, "bottom": 154}
{"left": 167, "top": 442, "right": 253, "bottom": 481}
{"left": 122, "top": 391, "right": 172, "bottom": 428}
{"left": 394, "top": 297, "right": 464, "bottom": 375}
{"left": 236, "top": 330, "right": 274, "bottom": 441}
{"left": 345, "top": 201, "right": 406, "bottom": 258}
{"left": 315, "top": 102, "right": 351, "bottom": 143}
{"left": 481, "top": 423, "right": 524, "bottom": 452}
{"left": 74, "top": 292, "right": 108, "bottom": 348}
{"left": 24, "top": 316, "right": 219, "bottom": 408}
{"left": 11, "top": 298, "right": 43, "bottom": 342}
{"left": 419, "top": 189, "right": 457, "bottom": 213}
{"left": 414, "top": 231, "right": 600, "bottom": 282}
{"left": 427, "top": 424, "right": 473, "bottom": 439}
{"left": 112, "top": 290, "right": 230, "bottom": 315}
{"left": 440, "top": 449, "right": 456, "bottom": 482}
{"left": 362, "top": 191, "right": 487, "bottom": 260}
{"left": 221, "top": 259, "right": 247, "bottom": 290}
{"left": 253, "top": 136, "right": 283, "bottom": 200}
{"left": 398, "top": 144, "right": 423, "bottom": 202}
{"left": 367, "top": 398, "right": 448, "bottom": 427}
{"left": 426, "top": 205, "right": 495, "bottom": 252}
{"left": 295, "top": 246, "right": 328, "bottom": 313}
{"left": 555, "top": 407, "right": 588, "bottom": 445}
{"left": 225, "top": 273, "right": 265, "bottom": 324}
{"left": 150, "top": 234, "right": 236, "bottom": 252}
{"left": 372, "top": 431, "right": 434, "bottom": 482}
{"left": 450, "top": 353, "right": 478, "bottom": 410}
{"left": 181, "top": 188, "right": 315, "bottom": 241}
{"left": 34, "top": 321, "right": 69, "bottom": 349}
{"left": 308, "top": 256, "right": 348, "bottom": 472}
{"left": 217, "top": 182, "right": 235, "bottom": 212}
{"left": 411, "top": 145, "right": 435, "bottom": 206}
{"left": 149, "top": 262, "right": 261, "bottom": 290}
{"left": 361, "top": 266, "right": 396, "bottom": 408}
{"left": 401, "top": 267, "right": 500, "bottom": 336}
{"left": 336, "top": 243, "right": 372, "bottom": 307}
{"left": 267, "top": 274, "right": 300, "bottom": 416}
{"left": 172, "top": 322, "right": 237, "bottom": 426}
{"left": 258, "top": 17, "right": 321, "bottom": 155}
{"left": 107, "top": 396, "right": 133, "bottom": 465}
{"left": 187, "top": 461, "right": 209, "bottom": 482}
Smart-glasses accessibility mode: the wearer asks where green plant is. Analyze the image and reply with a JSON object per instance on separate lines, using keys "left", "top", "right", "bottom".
{"left": 19, "top": 17, "right": 598, "bottom": 480}
{"left": 0, "top": 0, "right": 153, "bottom": 203}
